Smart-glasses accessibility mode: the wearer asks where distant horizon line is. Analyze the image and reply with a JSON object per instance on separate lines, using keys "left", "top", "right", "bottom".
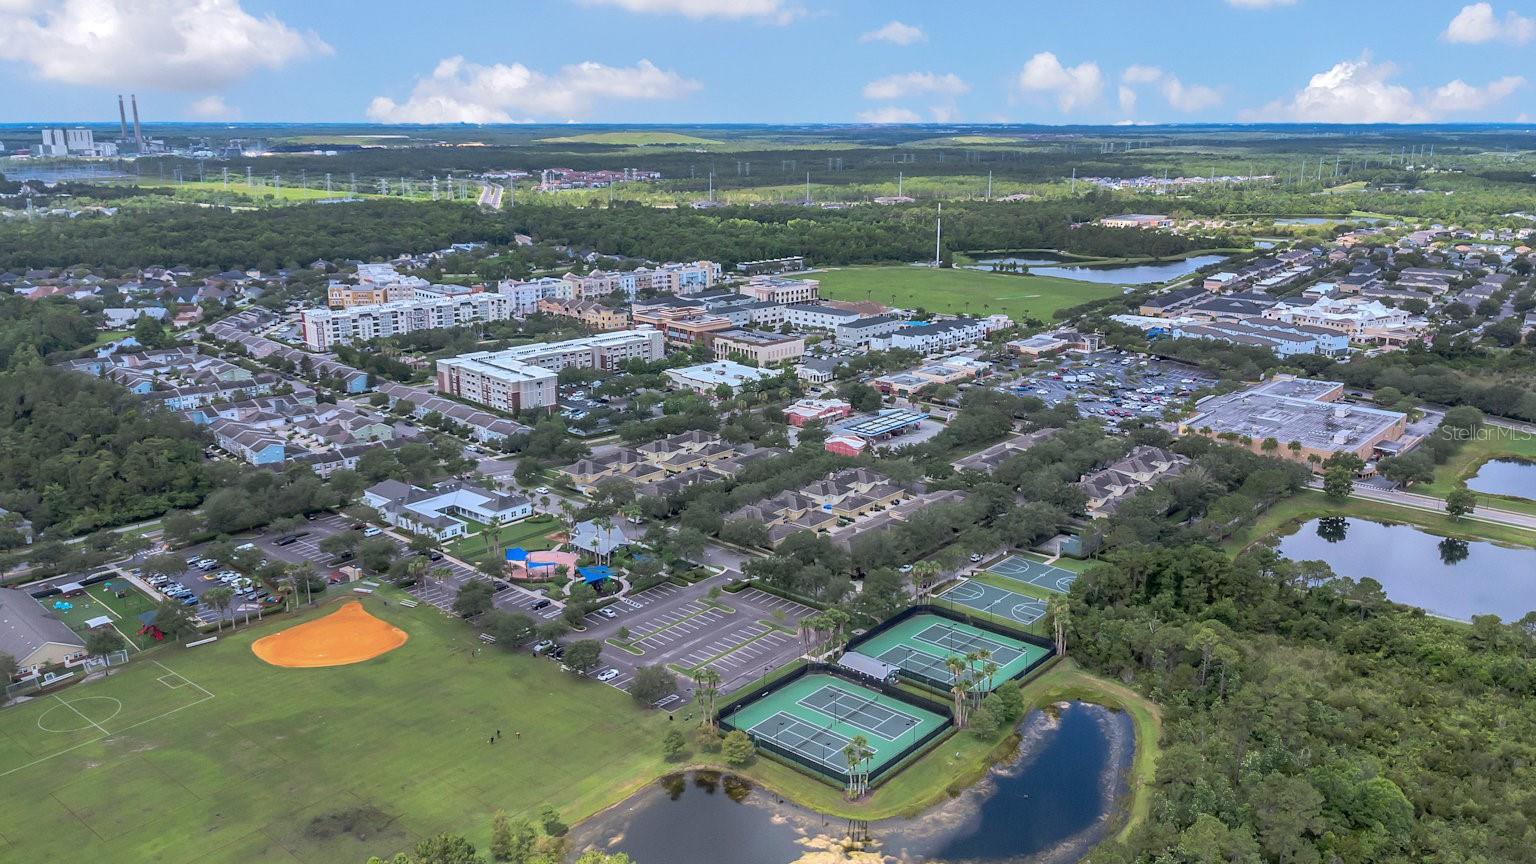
{"left": 1, "top": 121, "right": 1534, "bottom": 131}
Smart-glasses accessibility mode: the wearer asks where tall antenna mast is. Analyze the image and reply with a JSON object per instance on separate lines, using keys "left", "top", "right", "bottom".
{"left": 898, "top": 171, "right": 903, "bottom": 197}
{"left": 986, "top": 170, "right": 992, "bottom": 201}
{"left": 805, "top": 171, "right": 811, "bottom": 204}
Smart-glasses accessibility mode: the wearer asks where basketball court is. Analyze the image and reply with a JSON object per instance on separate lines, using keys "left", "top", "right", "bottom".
{"left": 988, "top": 554, "right": 1077, "bottom": 594}
{"left": 936, "top": 579, "right": 1047, "bottom": 625}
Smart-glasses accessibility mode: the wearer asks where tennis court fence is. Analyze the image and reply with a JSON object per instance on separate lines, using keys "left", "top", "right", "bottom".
{"left": 716, "top": 662, "right": 953, "bottom": 786}
{"left": 845, "top": 604, "right": 1055, "bottom": 691}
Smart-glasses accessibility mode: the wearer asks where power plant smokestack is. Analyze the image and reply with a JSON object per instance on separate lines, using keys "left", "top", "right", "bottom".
{"left": 130, "top": 94, "right": 144, "bottom": 152}
{"left": 117, "top": 95, "right": 129, "bottom": 141}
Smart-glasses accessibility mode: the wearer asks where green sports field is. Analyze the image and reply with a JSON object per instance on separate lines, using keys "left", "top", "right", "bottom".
{"left": 0, "top": 595, "right": 671, "bottom": 864}
{"left": 795, "top": 265, "right": 1124, "bottom": 322}
{"left": 722, "top": 673, "right": 946, "bottom": 780}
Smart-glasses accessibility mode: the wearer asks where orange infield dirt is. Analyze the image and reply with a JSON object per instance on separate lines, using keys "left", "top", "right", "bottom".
{"left": 251, "top": 601, "right": 408, "bottom": 668}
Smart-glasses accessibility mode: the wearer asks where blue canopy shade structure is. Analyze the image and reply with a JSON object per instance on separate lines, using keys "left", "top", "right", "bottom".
{"left": 577, "top": 566, "right": 612, "bottom": 584}
{"left": 504, "top": 547, "right": 528, "bottom": 562}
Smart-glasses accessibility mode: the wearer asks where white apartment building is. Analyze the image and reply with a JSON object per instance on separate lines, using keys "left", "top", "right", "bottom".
{"left": 1262, "top": 297, "right": 1424, "bottom": 344}
{"left": 783, "top": 303, "right": 860, "bottom": 331}
{"left": 301, "top": 293, "right": 512, "bottom": 351}
{"left": 744, "top": 276, "right": 819, "bottom": 305}
{"left": 436, "top": 329, "right": 665, "bottom": 413}
{"left": 876, "top": 318, "right": 991, "bottom": 354}
{"left": 497, "top": 277, "right": 566, "bottom": 316}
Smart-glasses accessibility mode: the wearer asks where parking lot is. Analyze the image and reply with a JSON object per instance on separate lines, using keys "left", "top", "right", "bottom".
{"left": 1004, "top": 350, "right": 1218, "bottom": 426}
{"left": 565, "top": 579, "right": 817, "bottom": 701}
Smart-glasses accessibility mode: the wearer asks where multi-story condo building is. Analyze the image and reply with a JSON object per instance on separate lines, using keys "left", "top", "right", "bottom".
{"left": 435, "top": 329, "right": 665, "bottom": 413}
{"left": 537, "top": 298, "right": 631, "bottom": 331}
{"left": 301, "top": 293, "right": 512, "bottom": 351}
{"left": 497, "top": 277, "right": 566, "bottom": 316}
{"left": 631, "top": 304, "right": 734, "bottom": 346}
{"left": 743, "top": 275, "right": 819, "bottom": 305}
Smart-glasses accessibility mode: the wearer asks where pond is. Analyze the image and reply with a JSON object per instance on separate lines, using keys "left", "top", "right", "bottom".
{"left": 1465, "top": 459, "right": 1536, "bottom": 501}
{"left": 1276, "top": 517, "right": 1536, "bottom": 622}
{"left": 567, "top": 701, "right": 1134, "bottom": 864}
{"left": 1272, "top": 217, "right": 1333, "bottom": 226}
{"left": 971, "top": 255, "right": 1228, "bottom": 285}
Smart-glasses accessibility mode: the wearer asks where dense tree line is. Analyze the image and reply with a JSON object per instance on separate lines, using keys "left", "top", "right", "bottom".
{"left": 0, "top": 368, "right": 211, "bottom": 534}
{"left": 1074, "top": 542, "right": 1536, "bottom": 864}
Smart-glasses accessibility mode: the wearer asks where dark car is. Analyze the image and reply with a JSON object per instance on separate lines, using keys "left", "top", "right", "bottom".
{"left": 531, "top": 598, "right": 552, "bottom": 610}
{"left": 428, "top": 551, "right": 444, "bottom": 561}
{"left": 275, "top": 535, "right": 300, "bottom": 546}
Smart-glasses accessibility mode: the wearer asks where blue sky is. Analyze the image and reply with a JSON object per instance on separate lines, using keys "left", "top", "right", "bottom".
{"left": 2, "top": 0, "right": 1534, "bottom": 124}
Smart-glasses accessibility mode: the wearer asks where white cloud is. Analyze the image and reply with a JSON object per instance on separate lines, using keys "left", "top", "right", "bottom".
{"left": 857, "top": 106, "right": 921, "bottom": 124}
{"left": 928, "top": 104, "right": 958, "bottom": 123}
{"left": 187, "top": 95, "right": 237, "bottom": 120}
{"left": 1161, "top": 77, "right": 1223, "bottom": 112}
{"left": 859, "top": 20, "right": 925, "bottom": 45}
{"left": 1016, "top": 52, "right": 1103, "bottom": 112}
{"left": 367, "top": 56, "right": 700, "bottom": 123}
{"left": 1444, "top": 3, "right": 1536, "bottom": 44}
{"left": 0, "top": 0, "right": 330, "bottom": 90}
{"left": 575, "top": 0, "right": 801, "bottom": 23}
{"left": 861, "top": 71, "right": 968, "bottom": 101}
{"left": 1425, "top": 76, "right": 1526, "bottom": 111}
{"left": 1116, "top": 65, "right": 1223, "bottom": 114}
{"left": 1248, "top": 57, "right": 1525, "bottom": 122}
{"left": 1225, "top": 0, "right": 1297, "bottom": 7}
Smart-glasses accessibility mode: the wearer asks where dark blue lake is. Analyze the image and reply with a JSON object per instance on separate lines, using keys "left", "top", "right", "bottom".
{"left": 566, "top": 701, "right": 1134, "bottom": 864}
{"left": 1465, "top": 459, "right": 1536, "bottom": 500}
{"left": 1276, "top": 517, "right": 1536, "bottom": 622}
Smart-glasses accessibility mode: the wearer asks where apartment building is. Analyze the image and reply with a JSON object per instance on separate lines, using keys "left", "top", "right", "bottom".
{"left": 497, "top": 277, "right": 567, "bottom": 316}
{"left": 301, "top": 293, "right": 512, "bottom": 350}
{"left": 537, "top": 298, "right": 631, "bottom": 331}
{"left": 783, "top": 303, "right": 860, "bottom": 331}
{"left": 435, "top": 329, "right": 665, "bottom": 413}
{"left": 328, "top": 263, "right": 431, "bottom": 308}
{"left": 1262, "top": 297, "right": 1426, "bottom": 345}
{"left": 877, "top": 318, "right": 992, "bottom": 354}
{"left": 743, "top": 275, "right": 820, "bottom": 305}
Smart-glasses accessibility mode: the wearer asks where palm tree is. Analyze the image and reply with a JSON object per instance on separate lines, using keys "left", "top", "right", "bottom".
{"left": 693, "top": 667, "right": 722, "bottom": 730}
{"left": 842, "top": 734, "right": 873, "bottom": 798}
{"left": 945, "top": 656, "right": 970, "bottom": 728}
{"left": 910, "top": 560, "right": 942, "bottom": 600}
{"left": 203, "top": 586, "right": 234, "bottom": 632}
{"left": 484, "top": 514, "right": 504, "bottom": 556}
{"left": 1046, "top": 594, "right": 1071, "bottom": 657}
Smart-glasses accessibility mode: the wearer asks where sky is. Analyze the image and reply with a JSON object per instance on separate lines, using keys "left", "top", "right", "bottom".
{"left": 1, "top": 0, "right": 1535, "bottom": 125}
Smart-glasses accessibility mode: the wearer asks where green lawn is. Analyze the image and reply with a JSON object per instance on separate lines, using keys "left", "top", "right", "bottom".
{"left": 1417, "top": 427, "right": 1536, "bottom": 517}
{"left": 47, "top": 580, "right": 161, "bottom": 649}
{"left": 537, "top": 132, "right": 722, "bottom": 146}
{"left": 795, "top": 265, "right": 1124, "bottom": 322}
{"left": 444, "top": 514, "right": 559, "bottom": 561}
{"left": 0, "top": 595, "right": 674, "bottom": 864}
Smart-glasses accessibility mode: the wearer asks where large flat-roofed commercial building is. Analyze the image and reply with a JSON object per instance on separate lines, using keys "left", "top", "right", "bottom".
{"left": 1181, "top": 376, "right": 1408, "bottom": 467}
{"left": 436, "top": 329, "right": 664, "bottom": 413}
{"left": 711, "top": 329, "right": 805, "bottom": 365}
{"left": 664, "top": 360, "right": 779, "bottom": 395}
{"left": 736, "top": 256, "right": 806, "bottom": 276}
{"left": 301, "top": 293, "right": 511, "bottom": 350}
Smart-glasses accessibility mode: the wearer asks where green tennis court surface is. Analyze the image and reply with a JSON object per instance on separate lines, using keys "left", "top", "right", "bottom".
{"left": 936, "top": 579, "right": 1047, "bottom": 625}
{"left": 855, "top": 613, "right": 1049, "bottom": 690}
{"left": 989, "top": 554, "right": 1077, "bottom": 594}
{"left": 722, "top": 673, "right": 945, "bottom": 778}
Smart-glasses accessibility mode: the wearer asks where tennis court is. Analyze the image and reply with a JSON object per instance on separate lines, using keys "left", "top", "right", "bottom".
{"left": 722, "top": 672, "right": 946, "bottom": 779}
{"left": 936, "top": 579, "right": 1047, "bottom": 625}
{"left": 990, "top": 554, "right": 1077, "bottom": 594}
{"left": 852, "top": 613, "right": 1050, "bottom": 691}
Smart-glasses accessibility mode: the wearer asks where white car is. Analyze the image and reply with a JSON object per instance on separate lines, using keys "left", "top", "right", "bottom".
{"left": 969, "top": 553, "right": 983, "bottom": 563}
{"left": 597, "top": 607, "right": 619, "bottom": 619}
{"left": 596, "top": 668, "right": 620, "bottom": 682}
{"left": 534, "top": 486, "right": 550, "bottom": 495}
{"left": 531, "top": 640, "right": 555, "bottom": 655}
{"left": 362, "top": 526, "right": 382, "bottom": 537}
